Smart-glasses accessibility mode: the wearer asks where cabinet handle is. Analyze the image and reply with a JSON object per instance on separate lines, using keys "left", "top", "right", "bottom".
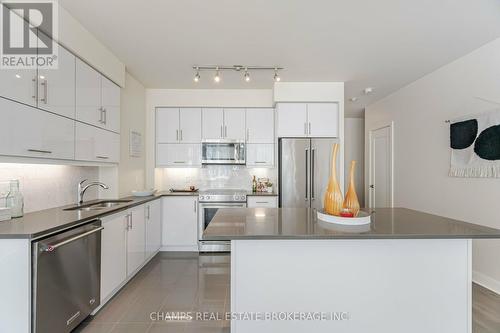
{"left": 126, "top": 213, "right": 132, "bottom": 230}
{"left": 40, "top": 79, "right": 48, "bottom": 104}
{"left": 98, "top": 107, "right": 104, "bottom": 123}
{"left": 146, "top": 205, "right": 151, "bottom": 219}
{"left": 173, "top": 161, "right": 186, "bottom": 164}
{"left": 176, "top": 129, "right": 179, "bottom": 141}
{"left": 180, "top": 130, "right": 183, "bottom": 141}
{"left": 130, "top": 213, "right": 133, "bottom": 230}
{"left": 96, "top": 156, "right": 109, "bottom": 160}
{"left": 311, "top": 148, "right": 315, "bottom": 200}
{"left": 220, "top": 125, "right": 223, "bottom": 138}
{"left": 103, "top": 108, "right": 107, "bottom": 124}
{"left": 304, "top": 122, "right": 307, "bottom": 135}
{"left": 27, "top": 149, "right": 52, "bottom": 154}
{"left": 246, "top": 129, "right": 250, "bottom": 142}
{"left": 32, "top": 77, "right": 37, "bottom": 100}
{"left": 194, "top": 200, "right": 197, "bottom": 212}
{"left": 255, "top": 202, "right": 269, "bottom": 204}
{"left": 308, "top": 122, "right": 311, "bottom": 135}
{"left": 224, "top": 125, "right": 227, "bottom": 138}
{"left": 254, "top": 161, "right": 267, "bottom": 164}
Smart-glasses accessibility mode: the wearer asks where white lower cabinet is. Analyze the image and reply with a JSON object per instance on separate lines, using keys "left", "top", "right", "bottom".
{"left": 75, "top": 122, "right": 120, "bottom": 163}
{"left": 156, "top": 143, "right": 201, "bottom": 167}
{"left": 145, "top": 199, "right": 162, "bottom": 258}
{"left": 100, "top": 211, "right": 127, "bottom": 302}
{"left": 247, "top": 196, "right": 278, "bottom": 208}
{"left": 127, "top": 205, "right": 146, "bottom": 276}
{"left": 246, "top": 144, "right": 274, "bottom": 167}
{"left": 162, "top": 196, "right": 199, "bottom": 250}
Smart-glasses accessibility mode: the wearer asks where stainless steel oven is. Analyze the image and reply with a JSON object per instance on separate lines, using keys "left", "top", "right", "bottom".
{"left": 202, "top": 140, "right": 245, "bottom": 165}
{"left": 198, "top": 190, "right": 247, "bottom": 252}
{"left": 32, "top": 220, "right": 102, "bottom": 333}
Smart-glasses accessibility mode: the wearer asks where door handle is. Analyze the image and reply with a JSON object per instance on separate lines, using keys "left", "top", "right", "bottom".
{"left": 220, "top": 125, "right": 223, "bottom": 138}
{"left": 305, "top": 148, "right": 309, "bottom": 201}
{"left": 44, "top": 226, "right": 104, "bottom": 252}
{"left": 224, "top": 125, "right": 227, "bottom": 138}
{"left": 308, "top": 122, "right": 311, "bottom": 135}
{"left": 99, "top": 107, "right": 104, "bottom": 123}
{"left": 176, "top": 129, "right": 179, "bottom": 141}
{"left": 180, "top": 130, "right": 183, "bottom": 141}
{"left": 311, "top": 148, "right": 315, "bottom": 200}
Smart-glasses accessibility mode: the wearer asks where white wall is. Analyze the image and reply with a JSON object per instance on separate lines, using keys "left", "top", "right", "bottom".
{"left": 345, "top": 118, "right": 365, "bottom": 206}
{"left": 365, "top": 38, "right": 500, "bottom": 293}
{"left": 118, "top": 73, "right": 146, "bottom": 196}
{"left": 145, "top": 89, "right": 273, "bottom": 188}
{"left": 0, "top": 164, "right": 98, "bottom": 213}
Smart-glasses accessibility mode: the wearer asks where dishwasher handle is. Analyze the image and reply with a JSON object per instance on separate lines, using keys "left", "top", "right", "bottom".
{"left": 44, "top": 227, "right": 104, "bottom": 252}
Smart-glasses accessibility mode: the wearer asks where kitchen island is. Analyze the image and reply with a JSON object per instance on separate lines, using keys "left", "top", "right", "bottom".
{"left": 203, "top": 207, "right": 500, "bottom": 333}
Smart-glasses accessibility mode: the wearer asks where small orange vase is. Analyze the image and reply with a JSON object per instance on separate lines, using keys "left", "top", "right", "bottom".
{"left": 343, "top": 160, "right": 360, "bottom": 217}
{"left": 324, "top": 143, "right": 343, "bottom": 216}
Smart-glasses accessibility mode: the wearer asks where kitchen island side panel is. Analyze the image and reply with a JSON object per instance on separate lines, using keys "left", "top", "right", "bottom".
{"left": 231, "top": 239, "right": 471, "bottom": 333}
{"left": 0, "top": 239, "right": 31, "bottom": 333}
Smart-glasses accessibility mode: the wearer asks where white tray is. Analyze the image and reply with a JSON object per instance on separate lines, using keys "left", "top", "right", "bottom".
{"left": 317, "top": 210, "right": 371, "bottom": 225}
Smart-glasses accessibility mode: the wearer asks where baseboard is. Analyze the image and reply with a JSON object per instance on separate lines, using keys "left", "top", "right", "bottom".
{"left": 160, "top": 245, "right": 198, "bottom": 252}
{"left": 473, "top": 270, "right": 500, "bottom": 295}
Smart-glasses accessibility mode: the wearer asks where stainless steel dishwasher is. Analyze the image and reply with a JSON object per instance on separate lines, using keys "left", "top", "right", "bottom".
{"left": 32, "top": 220, "right": 103, "bottom": 333}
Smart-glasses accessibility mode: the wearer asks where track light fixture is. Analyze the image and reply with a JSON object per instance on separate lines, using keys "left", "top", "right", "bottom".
{"left": 213, "top": 67, "right": 221, "bottom": 83}
{"left": 192, "top": 65, "right": 283, "bottom": 84}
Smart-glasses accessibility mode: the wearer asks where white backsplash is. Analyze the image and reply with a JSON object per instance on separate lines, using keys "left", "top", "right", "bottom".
{"left": 161, "top": 166, "right": 277, "bottom": 192}
{"left": 0, "top": 164, "right": 99, "bottom": 213}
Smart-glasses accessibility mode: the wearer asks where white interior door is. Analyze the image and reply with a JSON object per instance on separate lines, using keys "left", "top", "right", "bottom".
{"left": 369, "top": 125, "right": 393, "bottom": 208}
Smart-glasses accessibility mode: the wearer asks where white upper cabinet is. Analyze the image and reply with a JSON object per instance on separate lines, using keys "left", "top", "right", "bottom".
{"left": 246, "top": 108, "right": 274, "bottom": 143}
{"left": 37, "top": 34, "right": 76, "bottom": 119}
{"left": 157, "top": 108, "right": 180, "bottom": 143}
{"left": 277, "top": 103, "right": 308, "bottom": 137}
{"left": 246, "top": 144, "right": 274, "bottom": 167}
{"left": 0, "top": 69, "right": 37, "bottom": 107}
{"left": 75, "top": 122, "right": 120, "bottom": 163}
{"left": 76, "top": 58, "right": 121, "bottom": 133}
{"left": 180, "top": 108, "right": 202, "bottom": 143}
{"left": 202, "top": 108, "right": 224, "bottom": 140}
{"left": 224, "top": 108, "right": 246, "bottom": 140}
{"left": 276, "top": 103, "right": 339, "bottom": 137}
{"left": 76, "top": 59, "right": 101, "bottom": 128}
{"left": 101, "top": 76, "right": 121, "bottom": 133}
{"left": 0, "top": 98, "right": 74, "bottom": 160}
{"left": 157, "top": 107, "right": 202, "bottom": 143}
{"left": 307, "top": 103, "right": 339, "bottom": 137}
{"left": 156, "top": 143, "right": 201, "bottom": 167}
{"left": 202, "top": 108, "right": 245, "bottom": 140}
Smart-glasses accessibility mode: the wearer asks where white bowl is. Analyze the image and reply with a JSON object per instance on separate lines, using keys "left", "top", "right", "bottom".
{"left": 317, "top": 210, "right": 371, "bottom": 225}
{"left": 131, "top": 189, "right": 157, "bottom": 197}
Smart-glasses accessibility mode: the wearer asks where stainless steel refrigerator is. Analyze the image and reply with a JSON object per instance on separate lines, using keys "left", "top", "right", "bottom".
{"left": 279, "top": 138, "right": 340, "bottom": 210}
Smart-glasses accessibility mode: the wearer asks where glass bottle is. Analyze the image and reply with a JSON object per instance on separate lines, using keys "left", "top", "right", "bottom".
{"left": 252, "top": 176, "right": 257, "bottom": 193}
{"left": 6, "top": 180, "right": 24, "bottom": 218}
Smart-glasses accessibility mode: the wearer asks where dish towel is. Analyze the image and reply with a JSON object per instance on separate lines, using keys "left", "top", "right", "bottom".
{"left": 449, "top": 109, "right": 500, "bottom": 178}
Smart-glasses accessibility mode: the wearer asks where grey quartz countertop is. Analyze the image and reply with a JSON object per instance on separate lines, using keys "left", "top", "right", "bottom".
{"left": 0, "top": 192, "right": 196, "bottom": 240}
{"left": 202, "top": 207, "right": 500, "bottom": 240}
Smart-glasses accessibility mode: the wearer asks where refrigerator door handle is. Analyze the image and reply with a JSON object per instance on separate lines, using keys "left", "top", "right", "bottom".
{"left": 311, "top": 148, "right": 315, "bottom": 200}
{"left": 305, "top": 148, "right": 309, "bottom": 201}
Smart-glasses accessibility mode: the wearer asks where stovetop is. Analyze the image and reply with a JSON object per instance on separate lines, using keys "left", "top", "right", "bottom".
{"left": 199, "top": 189, "right": 247, "bottom": 202}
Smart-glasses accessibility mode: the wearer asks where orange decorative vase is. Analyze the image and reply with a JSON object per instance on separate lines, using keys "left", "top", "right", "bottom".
{"left": 324, "top": 143, "right": 343, "bottom": 216}
{"left": 343, "top": 160, "right": 360, "bottom": 217}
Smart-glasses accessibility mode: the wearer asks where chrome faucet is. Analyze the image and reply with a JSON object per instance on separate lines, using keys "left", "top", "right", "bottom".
{"left": 78, "top": 180, "right": 109, "bottom": 204}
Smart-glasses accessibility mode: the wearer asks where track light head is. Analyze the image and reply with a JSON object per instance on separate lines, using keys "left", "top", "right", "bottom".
{"left": 244, "top": 68, "right": 250, "bottom": 82}
{"left": 194, "top": 67, "right": 200, "bottom": 82}
{"left": 214, "top": 67, "right": 221, "bottom": 83}
{"left": 274, "top": 68, "right": 281, "bottom": 82}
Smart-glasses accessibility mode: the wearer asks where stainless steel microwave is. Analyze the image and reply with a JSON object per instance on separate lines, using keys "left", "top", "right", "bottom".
{"left": 202, "top": 140, "right": 246, "bottom": 165}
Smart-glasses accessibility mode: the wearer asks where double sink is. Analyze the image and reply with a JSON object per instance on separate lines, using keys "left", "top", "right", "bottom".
{"left": 64, "top": 199, "right": 133, "bottom": 212}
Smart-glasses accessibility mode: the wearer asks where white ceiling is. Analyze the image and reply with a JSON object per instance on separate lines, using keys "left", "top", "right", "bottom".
{"left": 59, "top": 0, "right": 500, "bottom": 117}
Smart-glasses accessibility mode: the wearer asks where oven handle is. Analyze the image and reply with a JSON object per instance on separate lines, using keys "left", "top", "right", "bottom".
{"left": 200, "top": 203, "right": 246, "bottom": 208}
{"left": 44, "top": 227, "right": 104, "bottom": 252}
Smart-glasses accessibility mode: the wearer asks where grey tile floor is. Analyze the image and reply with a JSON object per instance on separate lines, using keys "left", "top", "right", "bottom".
{"left": 75, "top": 252, "right": 500, "bottom": 333}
